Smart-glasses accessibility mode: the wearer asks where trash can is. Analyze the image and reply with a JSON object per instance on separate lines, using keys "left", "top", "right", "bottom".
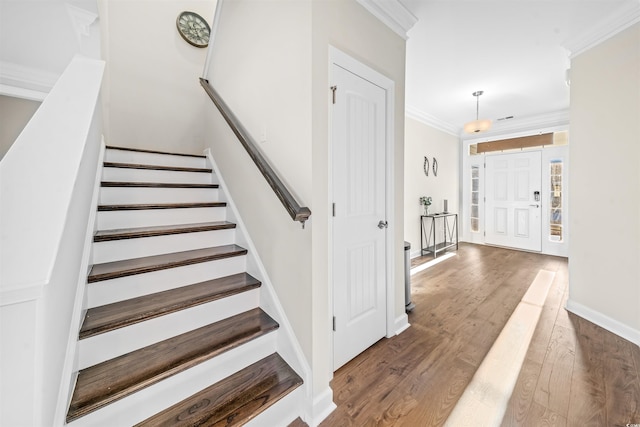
{"left": 404, "top": 241, "right": 415, "bottom": 312}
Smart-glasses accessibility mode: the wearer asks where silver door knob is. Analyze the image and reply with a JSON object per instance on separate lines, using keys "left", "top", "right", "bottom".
{"left": 529, "top": 204, "right": 540, "bottom": 208}
{"left": 378, "top": 220, "right": 388, "bottom": 229}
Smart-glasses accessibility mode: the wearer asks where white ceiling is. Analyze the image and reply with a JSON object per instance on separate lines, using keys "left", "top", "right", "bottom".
{"left": 0, "top": 0, "right": 99, "bottom": 96}
{"left": 400, "top": 0, "right": 638, "bottom": 138}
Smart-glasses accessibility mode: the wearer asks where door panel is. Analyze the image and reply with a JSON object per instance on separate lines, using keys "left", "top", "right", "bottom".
{"left": 515, "top": 208, "right": 530, "bottom": 237}
{"left": 486, "top": 151, "right": 541, "bottom": 251}
{"left": 332, "top": 64, "right": 387, "bottom": 371}
{"left": 495, "top": 208, "right": 508, "bottom": 234}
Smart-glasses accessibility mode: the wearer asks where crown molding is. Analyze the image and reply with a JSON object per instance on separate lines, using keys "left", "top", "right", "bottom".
{"left": 406, "top": 104, "right": 459, "bottom": 136}
{"left": 356, "top": 0, "right": 418, "bottom": 40}
{"left": 0, "top": 61, "right": 59, "bottom": 95}
{"left": 0, "top": 84, "right": 47, "bottom": 102}
{"left": 461, "top": 110, "right": 570, "bottom": 141}
{"left": 406, "top": 105, "right": 570, "bottom": 140}
{"left": 563, "top": 0, "right": 640, "bottom": 58}
{"left": 65, "top": 2, "right": 98, "bottom": 44}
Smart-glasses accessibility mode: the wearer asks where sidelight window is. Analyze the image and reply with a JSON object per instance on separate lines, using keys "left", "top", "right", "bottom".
{"left": 470, "top": 165, "right": 480, "bottom": 232}
{"left": 549, "top": 159, "right": 563, "bottom": 241}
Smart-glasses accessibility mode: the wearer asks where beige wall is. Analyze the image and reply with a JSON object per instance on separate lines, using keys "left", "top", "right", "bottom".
{"left": 404, "top": 116, "right": 459, "bottom": 256}
{"left": 204, "top": 0, "right": 407, "bottom": 408}
{"left": 0, "top": 95, "right": 41, "bottom": 161}
{"left": 204, "top": 0, "right": 314, "bottom": 369}
{"left": 312, "top": 0, "right": 407, "bottom": 400}
{"left": 99, "top": 0, "right": 216, "bottom": 153}
{"left": 569, "top": 23, "right": 640, "bottom": 342}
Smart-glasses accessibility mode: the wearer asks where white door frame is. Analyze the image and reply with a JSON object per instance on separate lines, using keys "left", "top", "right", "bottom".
{"left": 328, "top": 47, "right": 397, "bottom": 362}
{"left": 460, "top": 127, "right": 570, "bottom": 256}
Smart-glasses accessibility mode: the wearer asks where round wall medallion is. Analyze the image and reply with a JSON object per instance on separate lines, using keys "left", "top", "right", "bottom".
{"left": 176, "top": 11, "right": 210, "bottom": 48}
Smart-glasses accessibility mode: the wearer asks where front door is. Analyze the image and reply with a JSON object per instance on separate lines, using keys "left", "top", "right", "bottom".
{"left": 331, "top": 63, "right": 387, "bottom": 371}
{"left": 485, "top": 151, "right": 542, "bottom": 252}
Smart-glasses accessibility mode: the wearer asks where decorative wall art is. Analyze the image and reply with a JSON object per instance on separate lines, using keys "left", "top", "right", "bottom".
{"left": 432, "top": 157, "right": 438, "bottom": 176}
{"left": 423, "top": 156, "right": 429, "bottom": 177}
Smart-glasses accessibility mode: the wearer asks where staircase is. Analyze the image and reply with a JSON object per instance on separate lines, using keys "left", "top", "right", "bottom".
{"left": 66, "top": 145, "right": 303, "bottom": 426}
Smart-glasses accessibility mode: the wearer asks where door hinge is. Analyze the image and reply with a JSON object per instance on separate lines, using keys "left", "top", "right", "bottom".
{"left": 332, "top": 203, "right": 336, "bottom": 217}
{"left": 330, "top": 86, "right": 337, "bottom": 104}
{"left": 332, "top": 316, "right": 336, "bottom": 331}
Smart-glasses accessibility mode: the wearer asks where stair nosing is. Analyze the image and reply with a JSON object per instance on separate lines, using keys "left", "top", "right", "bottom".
{"left": 103, "top": 162, "right": 212, "bottom": 173}
{"left": 94, "top": 221, "right": 236, "bottom": 242}
{"left": 134, "top": 353, "right": 303, "bottom": 427}
{"left": 66, "top": 308, "right": 278, "bottom": 423}
{"left": 79, "top": 273, "right": 261, "bottom": 339}
{"left": 106, "top": 145, "right": 206, "bottom": 159}
{"left": 101, "top": 181, "right": 219, "bottom": 189}
{"left": 97, "top": 202, "right": 226, "bottom": 211}
{"left": 88, "top": 244, "right": 247, "bottom": 283}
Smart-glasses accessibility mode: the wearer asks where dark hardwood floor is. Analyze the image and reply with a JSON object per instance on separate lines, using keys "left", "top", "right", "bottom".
{"left": 311, "top": 243, "right": 640, "bottom": 426}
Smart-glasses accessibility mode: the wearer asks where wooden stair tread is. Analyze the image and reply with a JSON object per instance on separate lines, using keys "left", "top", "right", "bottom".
{"left": 98, "top": 202, "right": 226, "bottom": 211}
{"left": 101, "top": 181, "right": 219, "bottom": 189}
{"left": 80, "top": 273, "right": 261, "bottom": 339}
{"left": 135, "top": 353, "right": 302, "bottom": 427}
{"left": 106, "top": 145, "right": 206, "bottom": 158}
{"left": 94, "top": 221, "right": 236, "bottom": 242}
{"left": 88, "top": 245, "right": 247, "bottom": 283}
{"left": 66, "top": 308, "right": 278, "bottom": 423}
{"left": 104, "top": 162, "right": 212, "bottom": 173}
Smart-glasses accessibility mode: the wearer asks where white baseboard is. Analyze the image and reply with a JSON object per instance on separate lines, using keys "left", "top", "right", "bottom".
{"left": 306, "top": 387, "right": 336, "bottom": 427}
{"left": 566, "top": 299, "right": 640, "bottom": 346}
{"left": 394, "top": 313, "right": 410, "bottom": 335}
{"left": 54, "top": 140, "right": 105, "bottom": 425}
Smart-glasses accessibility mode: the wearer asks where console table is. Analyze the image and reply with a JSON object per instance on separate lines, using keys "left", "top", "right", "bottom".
{"left": 420, "top": 213, "right": 458, "bottom": 258}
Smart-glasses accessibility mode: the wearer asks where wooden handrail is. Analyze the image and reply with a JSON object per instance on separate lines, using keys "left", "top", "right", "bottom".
{"left": 200, "top": 78, "right": 311, "bottom": 226}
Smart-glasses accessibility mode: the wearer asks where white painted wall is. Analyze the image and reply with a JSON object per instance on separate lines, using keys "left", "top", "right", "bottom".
{"left": 203, "top": 0, "right": 407, "bottom": 422}
{"left": 0, "top": 55, "right": 104, "bottom": 426}
{"left": 568, "top": 23, "right": 640, "bottom": 345}
{"left": 404, "top": 116, "right": 459, "bottom": 258}
{"left": 99, "top": 0, "right": 216, "bottom": 153}
{"left": 0, "top": 95, "right": 41, "bottom": 160}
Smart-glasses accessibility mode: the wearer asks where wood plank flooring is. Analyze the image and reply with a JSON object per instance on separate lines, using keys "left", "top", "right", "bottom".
{"left": 312, "top": 243, "right": 640, "bottom": 426}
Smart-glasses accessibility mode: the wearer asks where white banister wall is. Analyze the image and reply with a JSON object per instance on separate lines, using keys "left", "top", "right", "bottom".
{"left": 0, "top": 55, "right": 105, "bottom": 426}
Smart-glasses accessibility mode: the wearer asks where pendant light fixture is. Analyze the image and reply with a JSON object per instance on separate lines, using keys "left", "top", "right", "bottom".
{"left": 463, "top": 90, "right": 492, "bottom": 134}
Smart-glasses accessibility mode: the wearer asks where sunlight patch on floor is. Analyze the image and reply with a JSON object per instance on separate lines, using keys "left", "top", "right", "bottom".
{"left": 443, "top": 269, "right": 556, "bottom": 427}
{"left": 410, "top": 252, "right": 456, "bottom": 276}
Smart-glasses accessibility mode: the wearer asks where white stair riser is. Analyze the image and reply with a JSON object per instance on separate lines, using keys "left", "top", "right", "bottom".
{"left": 92, "top": 229, "right": 236, "bottom": 264}
{"left": 102, "top": 167, "right": 212, "bottom": 184}
{"left": 99, "top": 187, "right": 218, "bottom": 205}
{"left": 104, "top": 150, "right": 206, "bottom": 169}
{"left": 68, "top": 332, "right": 277, "bottom": 427}
{"left": 87, "top": 256, "right": 247, "bottom": 307}
{"left": 96, "top": 207, "right": 226, "bottom": 229}
{"left": 78, "top": 289, "right": 260, "bottom": 369}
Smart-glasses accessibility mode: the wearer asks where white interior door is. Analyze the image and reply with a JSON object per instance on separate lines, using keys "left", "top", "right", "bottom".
{"left": 485, "top": 151, "right": 542, "bottom": 252}
{"left": 332, "top": 64, "right": 387, "bottom": 371}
